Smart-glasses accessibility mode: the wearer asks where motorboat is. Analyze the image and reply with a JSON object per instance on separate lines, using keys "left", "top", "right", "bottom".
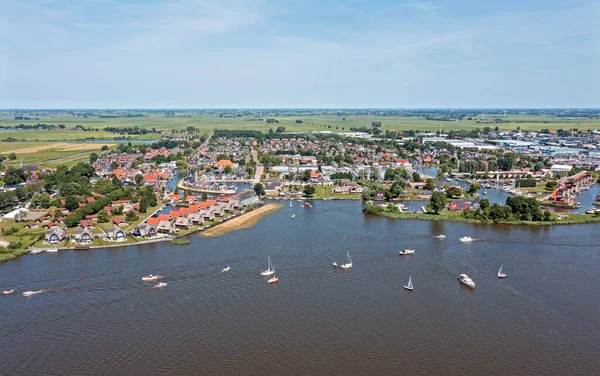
{"left": 291, "top": 214, "right": 296, "bottom": 219}
{"left": 459, "top": 236, "right": 473, "bottom": 243}
{"left": 22, "top": 290, "right": 39, "bottom": 297}
{"left": 154, "top": 282, "right": 168, "bottom": 288}
{"left": 498, "top": 264, "right": 507, "bottom": 278}
{"left": 301, "top": 205, "right": 305, "bottom": 208}
{"left": 458, "top": 274, "right": 475, "bottom": 288}
{"left": 403, "top": 276, "right": 413, "bottom": 291}
{"left": 289, "top": 201, "right": 292, "bottom": 208}
{"left": 261, "top": 256, "right": 275, "bottom": 277}
{"left": 46, "top": 248, "right": 58, "bottom": 253}
{"left": 332, "top": 261, "right": 337, "bottom": 268}
{"left": 483, "top": 190, "right": 488, "bottom": 195}
{"left": 268, "top": 275, "right": 279, "bottom": 284}
{"left": 142, "top": 274, "right": 161, "bottom": 281}
{"left": 222, "top": 265, "right": 231, "bottom": 272}
{"left": 586, "top": 209, "right": 597, "bottom": 215}
{"left": 3, "top": 289, "right": 15, "bottom": 295}
{"left": 435, "top": 234, "right": 446, "bottom": 238}
{"left": 398, "top": 249, "right": 415, "bottom": 255}
{"left": 340, "top": 252, "right": 353, "bottom": 269}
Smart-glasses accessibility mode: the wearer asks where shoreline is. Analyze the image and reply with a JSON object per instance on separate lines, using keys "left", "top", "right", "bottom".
{"left": 200, "top": 203, "right": 283, "bottom": 237}
{"left": 374, "top": 211, "right": 600, "bottom": 226}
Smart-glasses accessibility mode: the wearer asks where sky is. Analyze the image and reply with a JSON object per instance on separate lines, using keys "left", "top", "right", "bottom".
{"left": 0, "top": 0, "right": 599, "bottom": 109}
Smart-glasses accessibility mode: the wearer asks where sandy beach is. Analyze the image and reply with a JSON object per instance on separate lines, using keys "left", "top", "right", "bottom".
{"left": 201, "top": 203, "right": 282, "bottom": 237}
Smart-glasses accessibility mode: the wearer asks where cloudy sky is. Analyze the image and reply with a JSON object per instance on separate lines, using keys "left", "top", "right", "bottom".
{"left": 1, "top": 0, "right": 598, "bottom": 108}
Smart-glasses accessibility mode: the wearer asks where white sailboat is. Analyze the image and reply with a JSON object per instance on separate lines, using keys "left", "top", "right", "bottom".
{"left": 404, "top": 276, "right": 413, "bottom": 291}
{"left": 261, "top": 256, "right": 275, "bottom": 277}
{"left": 289, "top": 200, "right": 292, "bottom": 208}
{"left": 498, "top": 264, "right": 507, "bottom": 278}
{"left": 340, "top": 252, "right": 353, "bottom": 269}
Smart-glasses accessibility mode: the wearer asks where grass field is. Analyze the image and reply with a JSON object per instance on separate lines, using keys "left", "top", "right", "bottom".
{"left": 1, "top": 112, "right": 598, "bottom": 143}
{"left": 0, "top": 142, "right": 114, "bottom": 168}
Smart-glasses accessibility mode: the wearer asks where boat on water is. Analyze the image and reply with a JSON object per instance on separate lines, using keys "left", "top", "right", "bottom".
{"left": 291, "top": 214, "right": 295, "bottom": 219}
{"left": 398, "top": 249, "right": 415, "bottom": 255}
{"left": 445, "top": 177, "right": 452, "bottom": 182}
{"left": 142, "top": 274, "right": 161, "bottom": 281}
{"left": 22, "top": 290, "right": 40, "bottom": 296}
{"left": 498, "top": 264, "right": 507, "bottom": 278}
{"left": 340, "top": 252, "right": 353, "bottom": 269}
{"left": 46, "top": 248, "right": 58, "bottom": 253}
{"left": 268, "top": 274, "right": 279, "bottom": 284}
{"left": 404, "top": 276, "right": 413, "bottom": 291}
{"left": 261, "top": 256, "right": 275, "bottom": 277}
{"left": 3, "top": 289, "right": 15, "bottom": 295}
{"left": 435, "top": 234, "right": 446, "bottom": 238}
{"left": 483, "top": 190, "right": 488, "bottom": 195}
{"left": 222, "top": 265, "right": 231, "bottom": 272}
{"left": 154, "top": 282, "right": 168, "bottom": 288}
{"left": 586, "top": 209, "right": 597, "bottom": 215}
{"left": 458, "top": 274, "right": 475, "bottom": 288}
{"left": 459, "top": 235, "right": 473, "bottom": 243}
{"left": 301, "top": 204, "right": 305, "bottom": 208}
{"left": 332, "top": 261, "right": 337, "bottom": 268}
{"left": 289, "top": 201, "right": 292, "bottom": 208}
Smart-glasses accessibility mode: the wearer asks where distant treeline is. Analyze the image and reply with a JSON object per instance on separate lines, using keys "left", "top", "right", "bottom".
{"left": 0, "top": 123, "right": 64, "bottom": 130}
{"left": 214, "top": 129, "right": 265, "bottom": 140}
{"left": 104, "top": 126, "right": 158, "bottom": 134}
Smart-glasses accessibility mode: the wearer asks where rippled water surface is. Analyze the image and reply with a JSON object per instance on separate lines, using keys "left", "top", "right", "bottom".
{"left": 1, "top": 201, "right": 599, "bottom": 375}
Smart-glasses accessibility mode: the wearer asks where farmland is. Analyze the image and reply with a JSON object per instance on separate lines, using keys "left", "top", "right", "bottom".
{"left": 0, "top": 142, "right": 115, "bottom": 168}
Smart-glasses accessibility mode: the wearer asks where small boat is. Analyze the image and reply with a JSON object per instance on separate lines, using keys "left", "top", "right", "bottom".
{"left": 261, "top": 256, "right": 275, "bottom": 277}
{"left": 142, "top": 274, "right": 161, "bottom": 281}
{"left": 435, "top": 234, "right": 446, "bottom": 238}
{"left": 497, "top": 264, "right": 507, "bottom": 278}
{"left": 46, "top": 248, "right": 58, "bottom": 253}
{"left": 398, "top": 249, "right": 415, "bottom": 255}
{"left": 154, "top": 282, "right": 168, "bottom": 288}
{"left": 291, "top": 214, "right": 295, "bottom": 219}
{"left": 459, "top": 235, "right": 473, "bottom": 243}
{"left": 332, "top": 261, "right": 337, "bottom": 268}
{"left": 268, "top": 275, "right": 279, "bottom": 284}
{"left": 340, "top": 252, "right": 353, "bottom": 269}
{"left": 3, "top": 289, "right": 15, "bottom": 295}
{"left": 289, "top": 200, "right": 292, "bottom": 208}
{"left": 301, "top": 205, "right": 305, "bottom": 208}
{"left": 458, "top": 274, "right": 475, "bottom": 288}
{"left": 446, "top": 177, "right": 452, "bottom": 182}
{"left": 403, "top": 276, "right": 413, "bottom": 291}
{"left": 222, "top": 265, "right": 231, "bottom": 272}
{"left": 483, "top": 190, "right": 488, "bottom": 195}
{"left": 22, "top": 290, "right": 38, "bottom": 297}
{"left": 30, "top": 249, "right": 43, "bottom": 254}
{"left": 586, "top": 209, "right": 597, "bottom": 215}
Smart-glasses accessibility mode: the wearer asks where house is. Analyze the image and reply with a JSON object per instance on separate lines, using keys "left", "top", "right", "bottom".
{"left": 185, "top": 195, "right": 196, "bottom": 204}
{"left": 146, "top": 217, "right": 160, "bottom": 226}
{"left": 448, "top": 202, "right": 471, "bottom": 211}
{"left": 135, "top": 223, "right": 157, "bottom": 238}
{"left": 188, "top": 212, "right": 204, "bottom": 225}
{"left": 169, "top": 210, "right": 181, "bottom": 219}
{"left": 215, "top": 159, "right": 234, "bottom": 169}
{"left": 80, "top": 220, "right": 93, "bottom": 228}
{"left": 44, "top": 228, "right": 65, "bottom": 244}
{"left": 157, "top": 220, "right": 176, "bottom": 233}
{"left": 27, "top": 222, "right": 40, "bottom": 230}
{"left": 105, "top": 226, "right": 127, "bottom": 242}
{"left": 158, "top": 214, "right": 171, "bottom": 222}
{"left": 232, "top": 190, "right": 258, "bottom": 207}
{"left": 376, "top": 192, "right": 385, "bottom": 200}
{"left": 332, "top": 179, "right": 363, "bottom": 194}
{"left": 113, "top": 218, "right": 128, "bottom": 227}
{"left": 175, "top": 217, "right": 192, "bottom": 229}
{"left": 72, "top": 227, "right": 94, "bottom": 244}
{"left": 409, "top": 182, "right": 426, "bottom": 190}
{"left": 170, "top": 193, "right": 181, "bottom": 203}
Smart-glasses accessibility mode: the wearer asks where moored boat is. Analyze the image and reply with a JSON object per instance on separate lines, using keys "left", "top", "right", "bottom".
{"left": 498, "top": 264, "right": 507, "bottom": 278}
{"left": 154, "top": 282, "right": 168, "bottom": 288}
{"left": 398, "top": 249, "right": 415, "bottom": 255}
{"left": 268, "top": 275, "right": 279, "bottom": 284}
{"left": 142, "top": 274, "right": 161, "bottom": 281}
{"left": 340, "top": 252, "right": 353, "bottom": 269}
{"left": 3, "top": 289, "right": 15, "bottom": 295}
{"left": 332, "top": 261, "right": 337, "bottom": 268}
{"left": 261, "top": 256, "right": 275, "bottom": 277}
{"left": 435, "top": 234, "right": 446, "bottom": 238}
{"left": 22, "top": 290, "right": 39, "bottom": 297}
{"left": 458, "top": 274, "right": 475, "bottom": 288}
{"left": 222, "top": 265, "right": 231, "bottom": 272}
{"left": 403, "top": 276, "right": 413, "bottom": 291}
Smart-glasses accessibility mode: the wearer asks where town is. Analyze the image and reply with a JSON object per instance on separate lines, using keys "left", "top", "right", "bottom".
{"left": 0, "top": 116, "right": 599, "bottom": 262}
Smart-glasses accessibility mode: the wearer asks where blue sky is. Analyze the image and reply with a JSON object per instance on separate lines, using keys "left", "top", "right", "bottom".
{"left": 1, "top": 0, "right": 598, "bottom": 108}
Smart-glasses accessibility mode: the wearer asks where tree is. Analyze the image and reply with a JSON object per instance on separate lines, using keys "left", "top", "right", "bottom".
{"left": 8, "top": 152, "right": 16, "bottom": 160}
{"left": 370, "top": 168, "right": 380, "bottom": 182}
{"left": 545, "top": 181, "right": 558, "bottom": 190}
{"left": 427, "top": 192, "right": 446, "bottom": 214}
{"left": 4, "top": 167, "right": 25, "bottom": 185}
{"left": 113, "top": 205, "right": 124, "bottom": 215}
{"left": 97, "top": 210, "right": 109, "bottom": 223}
{"left": 101, "top": 145, "right": 109, "bottom": 151}
{"left": 135, "top": 174, "right": 144, "bottom": 186}
{"left": 445, "top": 186, "right": 462, "bottom": 198}
{"left": 390, "top": 181, "right": 404, "bottom": 197}
{"left": 303, "top": 185, "right": 315, "bottom": 197}
{"left": 361, "top": 187, "right": 372, "bottom": 200}
{"left": 425, "top": 178, "right": 435, "bottom": 191}
{"left": 467, "top": 182, "right": 480, "bottom": 195}
{"left": 224, "top": 165, "right": 233, "bottom": 174}
{"left": 31, "top": 192, "right": 50, "bottom": 209}
{"left": 139, "top": 197, "right": 148, "bottom": 213}
{"left": 65, "top": 195, "right": 79, "bottom": 211}
{"left": 64, "top": 213, "right": 81, "bottom": 228}
{"left": 384, "top": 169, "right": 397, "bottom": 181}
{"left": 186, "top": 126, "right": 196, "bottom": 134}
{"left": 253, "top": 183, "right": 265, "bottom": 196}
{"left": 412, "top": 172, "right": 423, "bottom": 183}
{"left": 436, "top": 169, "right": 445, "bottom": 180}
{"left": 90, "top": 152, "right": 98, "bottom": 163}
{"left": 480, "top": 198, "right": 490, "bottom": 210}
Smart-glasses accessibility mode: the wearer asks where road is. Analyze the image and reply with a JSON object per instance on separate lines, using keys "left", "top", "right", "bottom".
{"left": 251, "top": 149, "right": 263, "bottom": 184}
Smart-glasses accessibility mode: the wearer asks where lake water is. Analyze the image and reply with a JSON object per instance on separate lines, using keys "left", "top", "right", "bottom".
{"left": 1, "top": 201, "right": 599, "bottom": 375}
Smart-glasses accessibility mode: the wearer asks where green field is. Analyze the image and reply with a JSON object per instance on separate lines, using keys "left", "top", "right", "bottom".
{"left": 1, "top": 112, "right": 597, "bottom": 144}
{"left": 0, "top": 142, "right": 115, "bottom": 168}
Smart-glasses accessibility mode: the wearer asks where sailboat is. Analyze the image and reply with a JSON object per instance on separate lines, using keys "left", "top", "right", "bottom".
{"left": 289, "top": 200, "right": 292, "bottom": 208}
{"left": 340, "top": 252, "right": 353, "bottom": 269}
{"left": 498, "top": 264, "right": 507, "bottom": 278}
{"left": 268, "top": 273, "right": 279, "bottom": 284}
{"left": 261, "top": 256, "right": 275, "bottom": 277}
{"left": 404, "top": 276, "right": 413, "bottom": 291}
